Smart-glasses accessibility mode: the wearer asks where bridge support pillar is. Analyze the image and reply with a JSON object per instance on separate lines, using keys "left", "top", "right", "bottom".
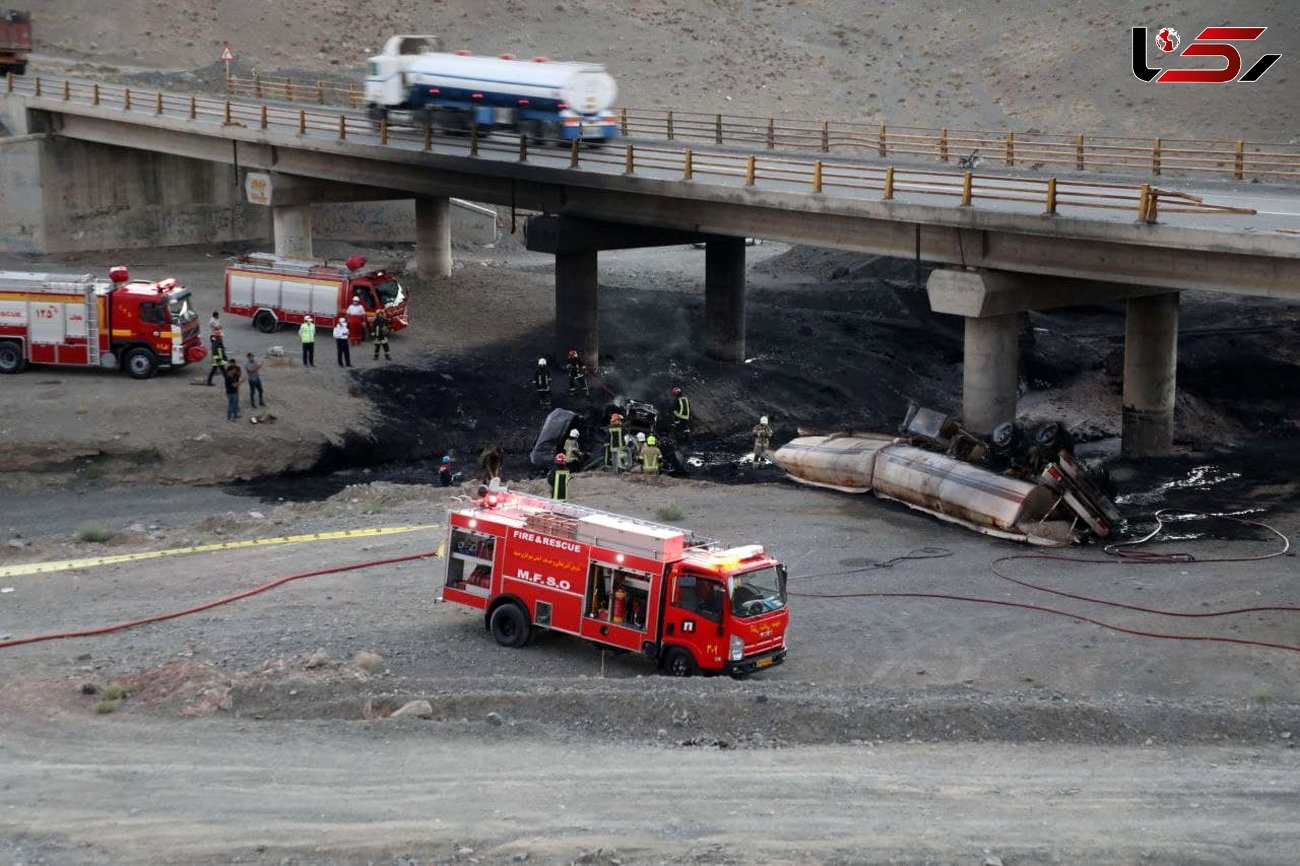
{"left": 415, "top": 195, "right": 453, "bottom": 278}
{"left": 272, "top": 205, "right": 313, "bottom": 259}
{"left": 556, "top": 249, "right": 599, "bottom": 368}
{"left": 962, "top": 313, "right": 1019, "bottom": 435}
{"left": 705, "top": 237, "right": 746, "bottom": 362}
{"left": 1122, "top": 292, "right": 1179, "bottom": 457}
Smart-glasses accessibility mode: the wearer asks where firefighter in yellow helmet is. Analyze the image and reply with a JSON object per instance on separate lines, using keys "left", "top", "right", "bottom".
{"left": 639, "top": 434, "right": 662, "bottom": 475}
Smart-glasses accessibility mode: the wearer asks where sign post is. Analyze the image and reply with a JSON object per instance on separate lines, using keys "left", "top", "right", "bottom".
{"left": 219, "top": 42, "right": 236, "bottom": 83}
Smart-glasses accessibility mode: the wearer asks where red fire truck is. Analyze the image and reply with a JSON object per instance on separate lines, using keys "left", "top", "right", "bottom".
{"left": 0, "top": 267, "right": 205, "bottom": 378}
{"left": 442, "top": 487, "right": 789, "bottom": 676}
{"left": 224, "top": 253, "right": 410, "bottom": 334}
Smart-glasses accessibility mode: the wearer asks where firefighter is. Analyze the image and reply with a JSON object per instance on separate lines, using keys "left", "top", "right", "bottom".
{"left": 631, "top": 431, "right": 646, "bottom": 464}
{"left": 565, "top": 349, "right": 589, "bottom": 396}
{"left": 547, "top": 453, "right": 571, "bottom": 501}
{"left": 563, "top": 429, "right": 583, "bottom": 465}
{"left": 371, "top": 308, "right": 392, "bottom": 361}
{"left": 640, "top": 434, "right": 662, "bottom": 475}
{"left": 345, "top": 295, "right": 366, "bottom": 346}
{"left": 207, "top": 310, "right": 225, "bottom": 362}
{"left": 752, "top": 415, "right": 773, "bottom": 463}
{"left": 533, "top": 357, "right": 551, "bottom": 407}
{"left": 604, "top": 413, "right": 625, "bottom": 470}
{"left": 298, "top": 315, "right": 316, "bottom": 368}
{"left": 478, "top": 443, "right": 503, "bottom": 479}
{"left": 670, "top": 386, "right": 691, "bottom": 444}
{"left": 206, "top": 339, "right": 228, "bottom": 386}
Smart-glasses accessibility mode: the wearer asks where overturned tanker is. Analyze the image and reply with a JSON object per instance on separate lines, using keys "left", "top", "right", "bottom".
{"left": 773, "top": 432, "right": 1117, "bottom": 546}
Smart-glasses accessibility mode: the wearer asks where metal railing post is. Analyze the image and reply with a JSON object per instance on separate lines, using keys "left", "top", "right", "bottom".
{"left": 883, "top": 166, "right": 895, "bottom": 200}
{"left": 5, "top": 72, "right": 12, "bottom": 94}
{"left": 619, "top": 107, "right": 628, "bottom": 136}
{"left": 666, "top": 110, "right": 674, "bottom": 141}
{"left": 380, "top": 117, "right": 389, "bottom": 145}
{"left": 33, "top": 76, "right": 40, "bottom": 97}
{"left": 1233, "top": 140, "right": 1245, "bottom": 180}
{"left": 1152, "top": 137, "right": 1162, "bottom": 175}
{"left": 189, "top": 95, "right": 196, "bottom": 119}
{"left": 878, "top": 123, "right": 887, "bottom": 157}
{"left": 625, "top": 143, "right": 634, "bottom": 174}
{"left": 518, "top": 134, "right": 527, "bottom": 162}
{"left": 766, "top": 117, "right": 774, "bottom": 150}
{"left": 1138, "top": 183, "right": 1151, "bottom": 221}
{"left": 63, "top": 80, "right": 70, "bottom": 100}
{"left": 1075, "top": 134, "right": 1085, "bottom": 170}
{"left": 316, "top": 81, "right": 325, "bottom": 104}
{"left": 225, "top": 74, "right": 232, "bottom": 96}
{"left": 155, "top": 90, "right": 163, "bottom": 115}
{"left": 960, "top": 170, "right": 973, "bottom": 205}
{"left": 93, "top": 83, "right": 100, "bottom": 105}
{"left": 820, "top": 120, "right": 829, "bottom": 153}
{"left": 715, "top": 113, "right": 722, "bottom": 145}
{"left": 286, "top": 80, "right": 294, "bottom": 102}
{"left": 569, "top": 138, "right": 579, "bottom": 167}
{"left": 224, "top": 100, "right": 232, "bottom": 125}
{"left": 424, "top": 124, "right": 433, "bottom": 151}
{"left": 1045, "top": 177, "right": 1058, "bottom": 214}
{"left": 260, "top": 104, "right": 268, "bottom": 130}
{"left": 812, "top": 160, "right": 823, "bottom": 193}
{"left": 254, "top": 72, "right": 262, "bottom": 99}
{"left": 745, "top": 154, "right": 756, "bottom": 186}
{"left": 124, "top": 87, "right": 132, "bottom": 110}
{"left": 299, "top": 109, "right": 306, "bottom": 135}
{"left": 684, "top": 148, "right": 693, "bottom": 180}
{"left": 348, "top": 83, "right": 358, "bottom": 108}
{"left": 470, "top": 125, "right": 479, "bottom": 156}
{"left": 1006, "top": 131, "right": 1015, "bottom": 167}
{"left": 338, "top": 114, "right": 346, "bottom": 140}
{"left": 939, "top": 127, "right": 949, "bottom": 162}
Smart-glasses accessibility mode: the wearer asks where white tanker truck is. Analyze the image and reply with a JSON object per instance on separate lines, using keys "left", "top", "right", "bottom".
{"left": 364, "top": 35, "right": 619, "bottom": 144}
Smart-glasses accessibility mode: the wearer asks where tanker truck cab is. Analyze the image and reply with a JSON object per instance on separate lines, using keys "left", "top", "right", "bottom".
{"left": 365, "top": 34, "right": 443, "bottom": 112}
{"left": 662, "top": 547, "right": 789, "bottom": 677}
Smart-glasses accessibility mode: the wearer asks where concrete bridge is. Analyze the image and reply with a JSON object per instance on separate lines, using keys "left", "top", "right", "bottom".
{"left": 3, "top": 74, "right": 1299, "bottom": 457}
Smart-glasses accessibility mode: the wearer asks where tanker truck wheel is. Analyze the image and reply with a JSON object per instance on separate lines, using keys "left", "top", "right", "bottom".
{"left": 489, "top": 602, "right": 532, "bottom": 649}
{"left": 123, "top": 347, "right": 158, "bottom": 380}
{"left": 0, "top": 340, "right": 26, "bottom": 374}
{"left": 661, "top": 647, "right": 698, "bottom": 678}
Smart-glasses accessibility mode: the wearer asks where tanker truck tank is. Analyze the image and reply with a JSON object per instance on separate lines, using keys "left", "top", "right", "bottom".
{"left": 365, "top": 39, "right": 619, "bottom": 143}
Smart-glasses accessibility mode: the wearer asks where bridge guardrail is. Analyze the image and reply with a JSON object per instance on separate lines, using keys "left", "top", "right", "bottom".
{"left": 215, "top": 73, "right": 1300, "bottom": 183}
{"left": 7, "top": 73, "right": 1257, "bottom": 225}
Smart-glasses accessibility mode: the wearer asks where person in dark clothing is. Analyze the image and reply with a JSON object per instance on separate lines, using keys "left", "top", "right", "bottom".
{"left": 565, "top": 349, "right": 589, "bottom": 396}
{"left": 222, "top": 360, "right": 242, "bottom": 421}
{"left": 533, "top": 357, "right": 551, "bottom": 407}
{"left": 206, "top": 341, "right": 228, "bottom": 386}
{"left": 371, "top": 309, "right": 392, "bottom": 361}
{"left": 478, "top": 443, "right": 504, "bottom": 480}
{"left": 547, "top": 453, "right": 571, "bottom": 501}
{"left": 437, "top": 455, "right": 454, "bottom": 487}
{"left": 670, "top": 385, "right": 691, "bottom": 444}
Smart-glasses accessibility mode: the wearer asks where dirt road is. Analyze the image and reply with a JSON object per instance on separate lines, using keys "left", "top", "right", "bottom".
{"left": 2, "top": 711, "right": 1297, "bottom": 865}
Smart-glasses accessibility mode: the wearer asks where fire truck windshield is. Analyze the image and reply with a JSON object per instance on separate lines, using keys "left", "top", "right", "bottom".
{"left": 728, "top": 565, "right": 787, "bottom": 619}
{"left": 166, "top": 290, "right": 197, "bottom": 324}
{"left": 373, "top": 278, "right": 403, "bottom": 307}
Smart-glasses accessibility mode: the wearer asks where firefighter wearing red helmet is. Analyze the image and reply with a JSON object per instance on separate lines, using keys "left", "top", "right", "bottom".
{"left": 565, "top": 348, "right": 589, "bottom": 396}
{"left": 670, "top": 386, "right": 691, "bottom": 444}
{"left": 605, "top": 413, "right": 626, "bottom": 470}
{"left": 548, "top": 452, "right": 571, "bottom": 501}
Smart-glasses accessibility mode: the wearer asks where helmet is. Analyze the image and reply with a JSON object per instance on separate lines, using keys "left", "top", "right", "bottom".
{"left": 610, "top": 413, "right": 622, "bottom": 424}
{"left": 636, "top": 432, "right": 646, "bottom": 442}
{"left": 338, "top": 316, "right": 346, "bottom": 323}
{"left": 569, "top": 429, "right": 580, "bottom": 438}
{"left": 568, "top": 349, "right": 578, "bottom": 359}
{"left": 760, "top": 416, "right": 769, "bottom": 425}
{"left": 671, "top": 386, "right": 682, "bottom": 397}
{"left": 441, "top": 456, "right": 451, "bottom": 464}
{"left": 646, "top": 435, "right": 657, "bottom": 446}
{"left": 538, "top": 357, "right": 547, "bottom": 366}
{"left": 353, "top": 295, "right": 361, "bottom": 301}
{"left": 554, "top": 453, "right": 567, "bottom": 465}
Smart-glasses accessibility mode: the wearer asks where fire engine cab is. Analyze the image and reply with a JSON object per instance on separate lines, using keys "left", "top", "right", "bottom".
{"left": 442, "top": 486, "right": 789, "bottom": 676}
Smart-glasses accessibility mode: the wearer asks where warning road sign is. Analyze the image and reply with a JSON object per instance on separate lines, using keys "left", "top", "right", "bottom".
{"left": 219, "top": 43, "right": 235, "bottom": 63}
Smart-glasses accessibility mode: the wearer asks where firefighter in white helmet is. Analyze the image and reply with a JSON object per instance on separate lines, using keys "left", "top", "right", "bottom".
{"left": 533, "top": 357, "right": 551, "bottom": 407}
{"left": 563, "top": 428, "right": 583, "bottom": 465}
{"left": 753, "top": 415, "right": 774, "bottom": 463}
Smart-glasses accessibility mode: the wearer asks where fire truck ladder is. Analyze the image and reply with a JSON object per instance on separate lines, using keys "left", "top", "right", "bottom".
{"left": 85, "top": 287, "right": 101, "bottom": 366}
{"left": 517, "top": 494, "right": 720, "bottom": 550}
{"left": 233, "top": 253, "right": 358, "bottom": 278}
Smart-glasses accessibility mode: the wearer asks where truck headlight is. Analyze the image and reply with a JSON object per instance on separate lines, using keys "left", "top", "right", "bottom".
{"left": 729, "top": 634, "right": 744, "bottom": 662}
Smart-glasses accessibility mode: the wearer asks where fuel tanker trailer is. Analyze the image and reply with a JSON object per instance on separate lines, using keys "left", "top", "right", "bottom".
{"left": 364, "top": 35, "right": 619, "bottom": 143}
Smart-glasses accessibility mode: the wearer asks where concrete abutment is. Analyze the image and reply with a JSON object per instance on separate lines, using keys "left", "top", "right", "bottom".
{"left": 704, "top": 238, "right": 747, "bottom": 362}
{"left": 1122, "top": 292, "right": 1179, "bottom": 457}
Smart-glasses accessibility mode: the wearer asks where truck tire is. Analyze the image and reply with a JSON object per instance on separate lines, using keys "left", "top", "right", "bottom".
{"left": 661, "top": 646, "right": 698, "bottom": 678}
{"left": 253, "top": 310, "right": 279, "bottom": 334}
{"left": 489, "top": 603, "right": 531, "bottom": 649}
{"left": 0, "top": 341, "right": 26, "bottom": 374}
{"left": 123, "top": 347, "right": 158, "bottom": 380}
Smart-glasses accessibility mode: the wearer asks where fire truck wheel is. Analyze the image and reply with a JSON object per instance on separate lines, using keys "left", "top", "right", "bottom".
{"left": 123, "top": 347, "right": 158, "bottom": 380}
{"left": 0, "top": 341, "right": 25, "bottom": 374}
{"left": 489, "top": 603, "right": 532, "bottom": 649}
{"left": 661, "top": 647, "right": 699, "bottom": 678}
{"left": 253, "top": 311, "right": 279, "bottom": 334}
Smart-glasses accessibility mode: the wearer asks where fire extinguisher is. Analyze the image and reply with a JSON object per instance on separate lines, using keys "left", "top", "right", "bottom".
{"left": 612, "top": 587, "right": 628, "bottom": 624}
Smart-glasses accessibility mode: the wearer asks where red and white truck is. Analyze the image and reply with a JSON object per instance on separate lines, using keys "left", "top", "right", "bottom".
{"left": 0, "top": 9, "right": 30, "bottom": 76}
{"left": 224, "top": 253, "right": 410, "bottom": 334}
{"left": 0, "top": 267, "right": 206, "bottom": 378}
{"left": 442, "top": 487, "right": 790, "bottom": 676}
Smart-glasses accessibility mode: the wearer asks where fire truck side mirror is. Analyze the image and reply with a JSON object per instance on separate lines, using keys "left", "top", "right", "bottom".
{"left": 777, "top": 564, "right": 788, "bottom": 593}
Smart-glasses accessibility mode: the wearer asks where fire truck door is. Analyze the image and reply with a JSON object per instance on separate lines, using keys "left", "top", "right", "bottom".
{"left": 663, "top": 573, "right": 726, "bottom": 668}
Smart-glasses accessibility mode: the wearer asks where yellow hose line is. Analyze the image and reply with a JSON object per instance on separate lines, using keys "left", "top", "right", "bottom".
{"left": 0, "top": 525, "right": 440, "bottom": 578}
